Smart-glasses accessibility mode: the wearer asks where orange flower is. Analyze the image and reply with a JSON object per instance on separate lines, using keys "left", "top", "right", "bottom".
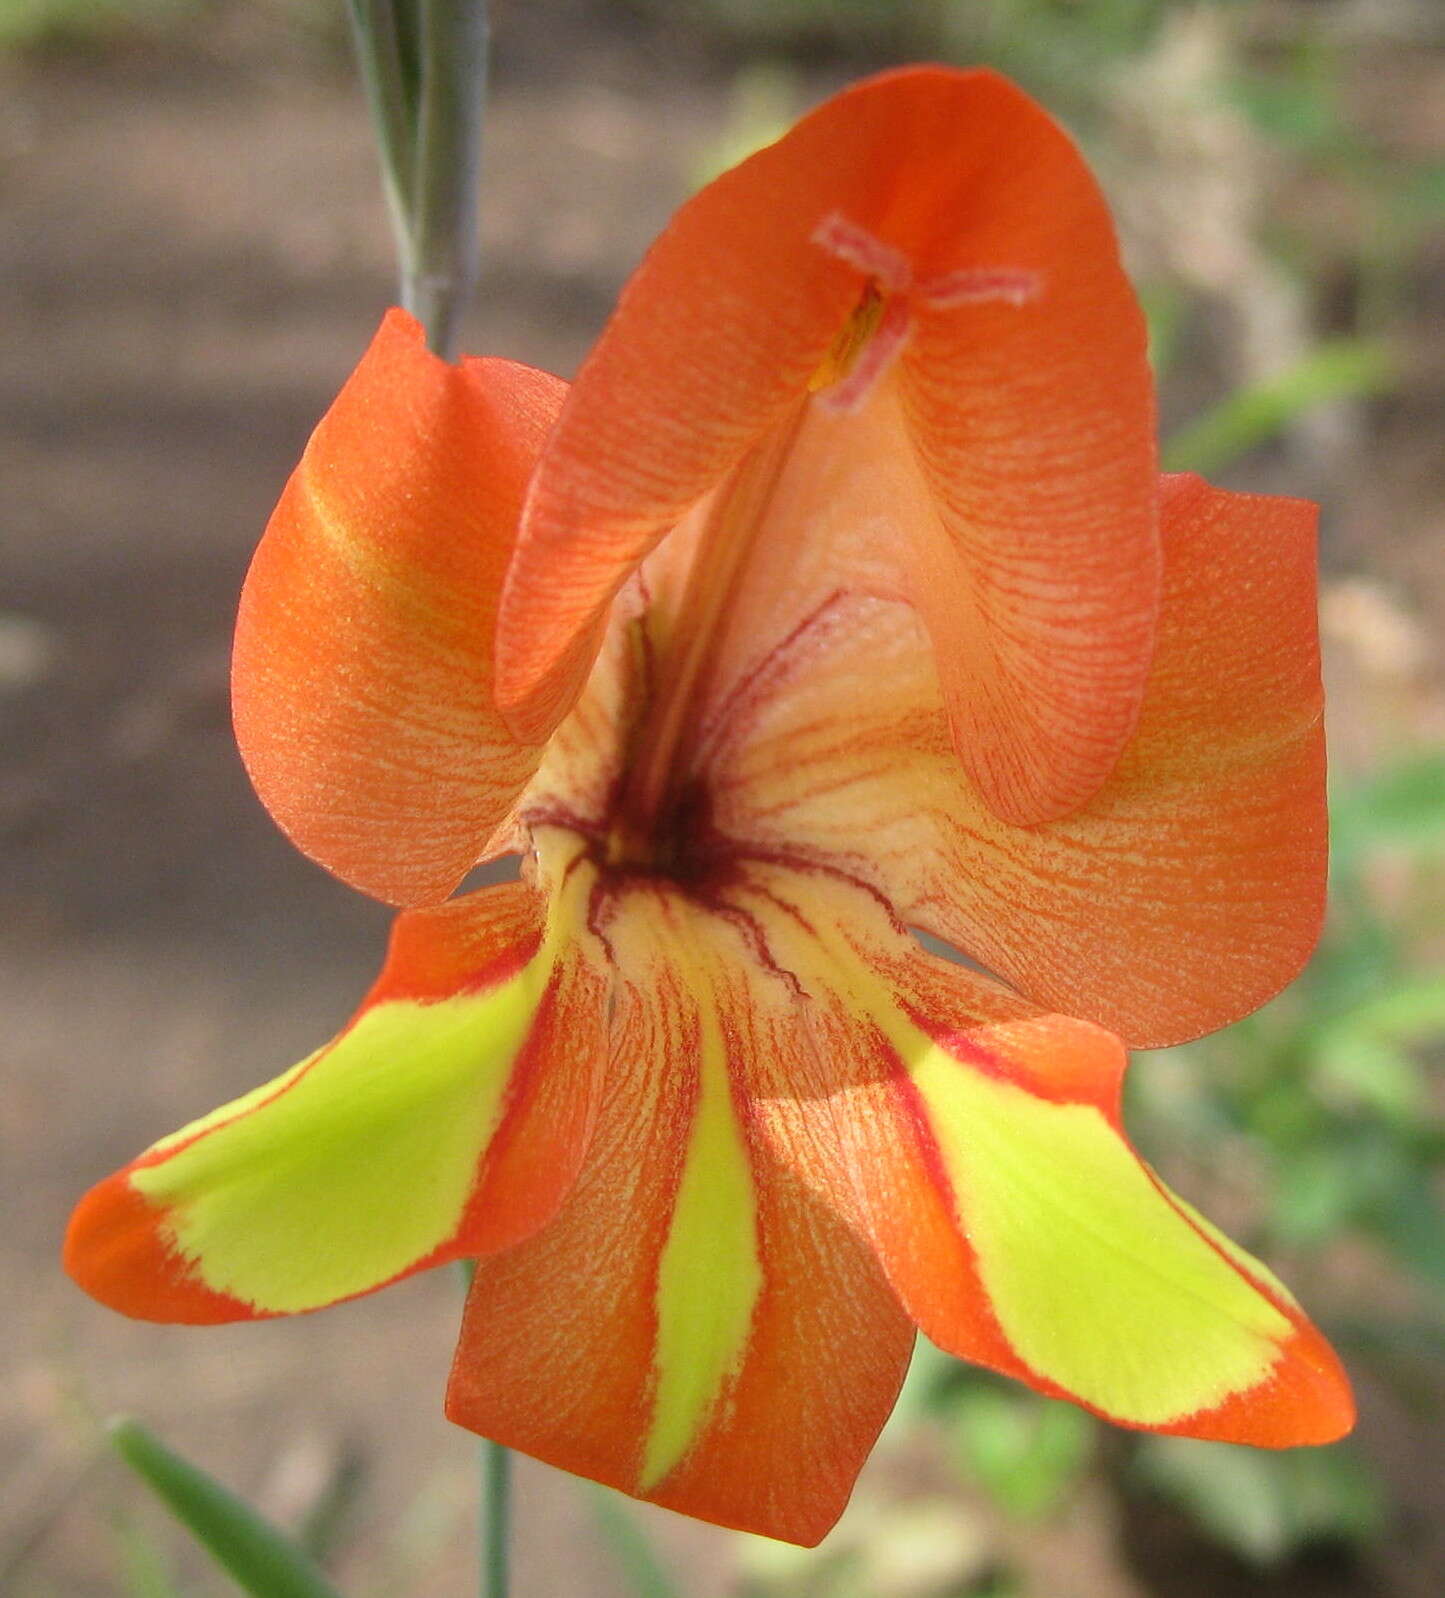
{"left": 66, "top": 68, "right": 1350, "bottom": 1545}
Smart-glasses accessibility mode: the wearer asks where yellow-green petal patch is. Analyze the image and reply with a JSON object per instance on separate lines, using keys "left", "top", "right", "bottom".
{"left": 133, "top": 955, "right": 552, "bottom": 1314}
{"left": 641, "top": 967, "right": 762, "bottom": 1489}
{"left": 905, "top": 1028, "right": 1290, "bottom": 1425}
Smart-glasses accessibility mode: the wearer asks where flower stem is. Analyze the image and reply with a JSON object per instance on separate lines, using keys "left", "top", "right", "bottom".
{"left": 344, "top": 0, "right": 418, "bottom": 244}
{"left": 480, "top": 1437, "right": 512, "bottom": 1598}
{"left": 346, "top": 0, "right": 491, "bottom": 361}
{"left": 457, "top": 1263, "right": 509, "bottom": 1598}
{"left": 349, "top": 0, "right": 505, "bottom": 1580}
{"left": 407, "top": 1, "right": 490, "bottom": 360}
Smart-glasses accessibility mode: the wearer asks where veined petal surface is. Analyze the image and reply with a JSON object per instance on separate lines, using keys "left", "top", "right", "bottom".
{"left": 496, "top": 66, "right": 1158, "bottom": 824}
{"left": 233, "top": 309, "right": 567, "bottom": 907}
{"left": 447, "top": 852, "right": 914, "bottom": 1545}
{"left": 710, "top": 474, "right": 1326, "bottom": 1047}
{"left": 65, "top": 870, "right": 608, "bottom": 1322}
{"left": 726, "top": 864, "right": 1352, "bottom": 1447}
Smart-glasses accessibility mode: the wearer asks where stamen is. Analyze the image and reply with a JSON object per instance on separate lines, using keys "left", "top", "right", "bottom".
{"left": 810, "top": 211, "right": 1043, "bottom": 413}
{"left": 813, "top": 294, "right": 912, "bottom": 415}
{"left": 917, "top": 267, "right": 1043, "bottom": 308}
{"left": 811, "top": 211, "right": 913, "bottom": 295}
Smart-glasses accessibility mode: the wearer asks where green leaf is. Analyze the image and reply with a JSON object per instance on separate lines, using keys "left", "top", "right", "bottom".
{"left": 1271, "top": 1143, "right": 1363, "bottom": 1246}
{"left": 948, "top": 1381, "right": 1093, "bottom": 1520}
{"left": 1298, "top": 915, "right": 1402, "bottom": 1025}
{"left": 1132, "top": 1438, "right": 1383, "bottom": 1565}
{"left": 295, "top": 1446, "right": 367, "bottom": 1565}
{"left": 1369, "top": 1168, "right": 1445, "bottom": 1291}
{"left": 1229, "top": 74, "right": 1351, "bottom": 157}
{"left": 1338, "top": 977, "right": 1445, "bottom": 1045}
{"left": 1163, "top": 338, "right": 1395, "bottom": 476}
{"left": 109, "top": 1418, "right": 346, "bottom": 1598}
{"left": 588, "top": 1485, "right": 683, "bottom": 1598}
{"left": 113, "top": 1514, "right": 184, "bottom": 1598}
{"left": 1140, "top": 281, "right": 1188, "bottom": 380}
{"left": 1331, "top": 753, "right": 1445, "bottom": 873}
{"left": 1314, "top": 1032, "right": 1428, "bottom": 1123}
{"left": 881, "top": 1335, "right": 958, "bottom": 1438}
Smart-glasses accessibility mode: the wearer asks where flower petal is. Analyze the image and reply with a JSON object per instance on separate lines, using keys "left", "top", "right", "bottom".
{"left": 711, "top": 474, "right": 1325, "bottom": 1046}
{"left": 496, "top": 66, "right": 1158, "bottom": 823}
{"left": 736, "top": 865, "right": 1352, "bottom": 1448}
{"left": 233, "top": 309, "right": 567, "bottom": 907}
{"left": 446, "top": 879, "right": 913, "bottom": 1546}
{"left": 64, "top": 870, "right": 607, "bottom": 1322}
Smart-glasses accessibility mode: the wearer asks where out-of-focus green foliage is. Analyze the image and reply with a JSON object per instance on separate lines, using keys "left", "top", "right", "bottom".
{"left": 1332, "top": 752, "right": 1445, "bottom": 872}
{"left": 109, "top": 1418, "right": 347, "bottom": 1598}
{"left": 945, "top": 1381, "right": 1093, "bottom": 1522}
{"left": 112, "top": 1513, "right": 184, "bottom": 1598}
{"left": 1129, "top": 1437, "right": 1386, "bottom": 1566}
{"left": 0, "top": 0, "right": 345, "bottom": 51}
{"left": 690, "top": 62, "right": 799, "bottom": 187}
{"left": 592, "top": 1486, "right": 687, "bottom": 1598}
{"left": 0, "top": 0, "right": 191, "bottom": 49}
{"left": 1162, "top": 337, "right": 1395, "bottom": 476}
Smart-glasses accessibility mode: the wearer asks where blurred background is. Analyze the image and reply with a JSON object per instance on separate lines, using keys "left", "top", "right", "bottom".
{"left": 1, "top": 1, "right": 1441, "bottom": 1594}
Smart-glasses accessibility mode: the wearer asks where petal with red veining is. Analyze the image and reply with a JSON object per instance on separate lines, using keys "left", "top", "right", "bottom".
{"left": 233, "top": 309, "right": 567, "bottom": 908}
{"left": 65, "top": 871, "right": 607, "bottom": 1322}
{"left": 496, "top": 67, "right": 1158, "bottom": 824}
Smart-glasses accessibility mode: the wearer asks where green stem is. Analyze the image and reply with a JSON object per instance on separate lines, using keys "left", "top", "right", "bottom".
{"left": 344, "top": 0, "right": 419, "bottom": 258}
{"left": 480, "top": 1437, "right": 512, "bottom": 1598}
{"left": 348, "top": 0, "right": 491, "bottom": 361}
{"left": 351, "top": 0, "right": 503, "bottom": 1576}
{"left": 457, "top": 1261, "right": 510, "bottom": 1598}
{"left": 407, "top": 1, "right": 490, "bottom": 359}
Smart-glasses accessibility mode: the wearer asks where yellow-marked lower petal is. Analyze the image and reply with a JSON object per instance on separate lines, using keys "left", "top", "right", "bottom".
{"left": 133, "top": 969, "right": 548, "bottom": 1313}
{"left": 70, "top": 865, "right": 606, "bottom": 1324}
{"left": 643, "top": 997, "right": 762, "bottom": 1488}
{"left": 728, "top": 865, "right": 1343, "bottom": 1442}
{"left": 1167, "top": 1191, "right": 1299, "bottom": 1310}
{"left": 904, "top": 1034, "right": 1289, "bottom": 1424}
{"left": 445, "top": 875, "right": 914, "bottom": 1545}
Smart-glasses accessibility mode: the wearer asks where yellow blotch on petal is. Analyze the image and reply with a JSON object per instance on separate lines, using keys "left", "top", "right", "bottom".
{"left": 904, "top": 1028, "right": 1291, "bottom": 1425}
{"left": 134, "top": 851, "right": 597, "bottom": 1317}
{"left": 641, "top": 940, "right": 763, "bottom": 1490}
{"left": 134, "top": 972, "right": 544, "bottom": 1315}
{"left": 754, "top": 874, "right": 1301, "bottom": 1433}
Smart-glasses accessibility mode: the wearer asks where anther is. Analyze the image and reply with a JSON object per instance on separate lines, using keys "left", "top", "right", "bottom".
{"left": 814, "top": 295, "right": 912, "bottom": 415}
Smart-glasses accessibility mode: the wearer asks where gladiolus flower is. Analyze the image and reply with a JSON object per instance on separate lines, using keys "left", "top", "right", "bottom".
{"left": 66, "top": 67, "right": 1351, "bottom": 1545}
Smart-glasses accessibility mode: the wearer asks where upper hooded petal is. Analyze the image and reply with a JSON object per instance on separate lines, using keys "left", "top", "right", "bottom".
{"left": 233, "top": 309, "right": 568, "bottom": 908}
{"left": 495, "top": 65, "right": 1158, "bottom": 823}
{"left": 64, "top": 866, "right": 608, "bottom": 1323}
{"left": 447, "top": 864, "right": 913, "bottom": 1545}
{"left": 709, "top": 473, "right": 1325, "bottom": 1048}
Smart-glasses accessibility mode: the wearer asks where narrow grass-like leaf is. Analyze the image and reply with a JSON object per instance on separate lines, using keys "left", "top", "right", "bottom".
{"left": 109, "top": 1417, "right": 346, "bottom": 1598}
{"left": 588, "top": 1485, "right": 683, "bottom": 1598}
{"left": 1163, "top": 337, "right": 1394, "bottom": 475}
{"left": 113, "top": 1511, "right": 184, "bottom": 1598}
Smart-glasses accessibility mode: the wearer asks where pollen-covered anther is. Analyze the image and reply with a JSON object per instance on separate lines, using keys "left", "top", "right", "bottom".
{"left": 813, "top": 296, "right": 912, "bottom": 415}
{"left": 810, "top": 210, "right": 1042, "bottom": 412}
